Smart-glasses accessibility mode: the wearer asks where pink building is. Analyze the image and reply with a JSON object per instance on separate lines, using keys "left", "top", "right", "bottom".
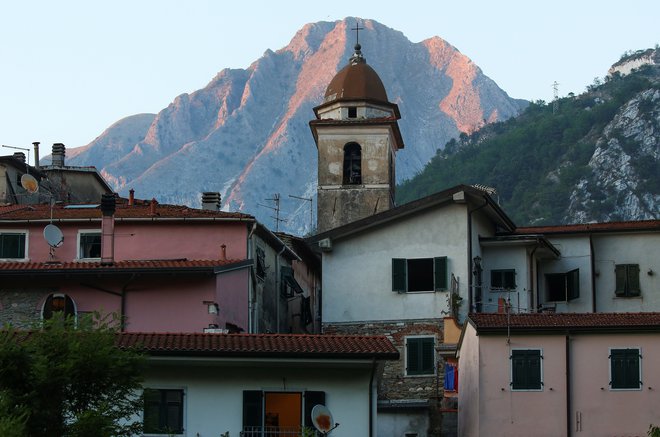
{"left": 458, "top": 312, "right": 660, "bottom": 437}
{"left": 0, "top": 193, "right": 319, "bottom": 334}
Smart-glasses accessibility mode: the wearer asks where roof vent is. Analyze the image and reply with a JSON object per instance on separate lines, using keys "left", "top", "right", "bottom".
{"left": 202, "top": 192, "right": 221, "bottom": 211}
{"left": 51, "top": 143, "right": 66, "bottom": 167}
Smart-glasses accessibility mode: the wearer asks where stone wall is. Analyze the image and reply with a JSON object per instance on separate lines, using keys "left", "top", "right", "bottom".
{"left": 0, "top": 288, "right": 50, "bottom": 328}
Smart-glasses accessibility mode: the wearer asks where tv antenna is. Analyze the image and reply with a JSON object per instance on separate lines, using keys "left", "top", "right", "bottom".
{"left": 258, "top": 193, "right": 286, "bottom": 232}
{"left": 289, "top": 194, "right": 313, "bottom": 232}
{"left": 2, "top": 144, "right": 39, "bottom": 194}
{"left": 552, "top": 81, "right": 560, "bottom": 114}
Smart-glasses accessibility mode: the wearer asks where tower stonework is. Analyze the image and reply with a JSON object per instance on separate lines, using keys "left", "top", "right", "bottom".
{"left": 310, "top": 44, "right": 404, "bottom": 233}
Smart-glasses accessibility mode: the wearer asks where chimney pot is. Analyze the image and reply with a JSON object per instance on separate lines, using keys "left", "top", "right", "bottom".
{"left": 12, "top": 152, "right": 26, "bottom": 163}
{"left": 150, "top": 198, "right": 157, "bottom": 215}
{"left": 51, "top": 143, "right": 66, "bottom": 167}
{"left": 101, "top": 193, "right": 116, "bottom": 216}
{"left": 32, "top": 142, "right": 40, "bottom": 169}
{"left": 202, "top": 192, "right": 221, "bottom": 211}
{"left": 221, "top": 244, "right": 227, "bottom": 260}
{"left": 128, "top": 189, "right": 135, "bottom": 206}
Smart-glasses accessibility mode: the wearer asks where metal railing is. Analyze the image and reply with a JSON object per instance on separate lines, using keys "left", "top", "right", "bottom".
{"left": 240, "top": 427, "right": 320, "bottom": 437}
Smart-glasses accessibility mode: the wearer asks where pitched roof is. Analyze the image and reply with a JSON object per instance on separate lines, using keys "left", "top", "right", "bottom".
{"left": 0, "top": 258, "right": 248, "bottom": 275}
{"left": 117, "top": 332, "right": 400, "bottom": 359}
{"left": 514, "top": 220, "right": 660, "bottom": 235}
{"left": 0, "top": 199, "right": 253, "bottom": 221}
{"left": 308, "top": 184, "right": 515, "bottom": 243}
{"left": 468, "top": 312, "right": 660, "bottom": 334}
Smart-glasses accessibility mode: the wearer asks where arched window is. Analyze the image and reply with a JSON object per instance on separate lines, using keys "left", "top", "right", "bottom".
{"left": 343, "top": 143, "right": 362, "bottom": 185}
{"left": 42, "top": 293, "right": 76, "bottom": 320}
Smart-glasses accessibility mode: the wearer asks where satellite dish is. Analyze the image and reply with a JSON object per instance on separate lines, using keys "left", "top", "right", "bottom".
{"left": 21, "top": 173, "right": 39, "bottom": 193}
{"left": 43, "top": 224, "right": 64, "bottom": 248}
{"left": 311, "top": 404, "right": 335, "bottom": 433}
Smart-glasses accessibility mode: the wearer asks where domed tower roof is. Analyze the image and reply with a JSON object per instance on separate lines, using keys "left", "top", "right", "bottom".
{"left": 323, "top": 44, "right": 389, "bottom": 104}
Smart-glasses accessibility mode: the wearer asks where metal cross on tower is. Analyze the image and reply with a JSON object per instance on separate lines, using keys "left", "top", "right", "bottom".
{"left": 351, "top": 20, "right": 364, "bottom": 45}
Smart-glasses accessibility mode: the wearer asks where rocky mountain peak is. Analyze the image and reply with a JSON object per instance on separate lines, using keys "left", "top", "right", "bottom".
{"left": 67, "top": 18, "right": 527, "bottom": 234}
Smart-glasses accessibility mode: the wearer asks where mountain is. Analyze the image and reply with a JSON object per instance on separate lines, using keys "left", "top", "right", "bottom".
{"left": 397, "top": 48, "right": 660, "bottom": 225}
{"left": 66, "top": 18, "right": 526, "bottom": 234}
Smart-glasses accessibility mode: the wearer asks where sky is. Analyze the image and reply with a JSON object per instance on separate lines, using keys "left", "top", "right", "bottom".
{"left": 1, "top": 0, "right": 658, "bottom": 161}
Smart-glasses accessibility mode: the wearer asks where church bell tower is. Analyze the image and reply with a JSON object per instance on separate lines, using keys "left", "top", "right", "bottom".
{"left": 310, "top": 42, "right": 404, "bottom": 233}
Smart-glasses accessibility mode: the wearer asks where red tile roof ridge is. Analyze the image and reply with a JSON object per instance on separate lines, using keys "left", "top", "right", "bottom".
{"left": 469, "top": 312, "right": 660, "bottom": 329}
{"left": 515, "top": 219, "right": 660, "bottom": 234}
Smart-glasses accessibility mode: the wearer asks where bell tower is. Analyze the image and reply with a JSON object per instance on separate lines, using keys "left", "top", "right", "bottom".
{"left": 310, "top": 43, "right": 404, "bottom": 233}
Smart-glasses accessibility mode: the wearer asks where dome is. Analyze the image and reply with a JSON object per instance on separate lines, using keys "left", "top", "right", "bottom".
{"left": 323, "top": 49, "right": 389, "bottom": 104}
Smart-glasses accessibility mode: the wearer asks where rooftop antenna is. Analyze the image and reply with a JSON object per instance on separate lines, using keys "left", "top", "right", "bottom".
{"left": 2, "top": 144, "right": 39, "bottom": 194}
{"left": 258, "top": 193, "right": 286, "bottom": 232}
{"left": 552, "top": 81, "right": 560, "bottom": 114}
{"left": 289, "top": 194, "right": 313, "bottom": 232}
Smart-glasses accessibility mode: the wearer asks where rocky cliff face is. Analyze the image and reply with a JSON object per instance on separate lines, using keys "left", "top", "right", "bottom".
{"left": 68, "top": 18, "right": 526, "bottom": 234}
{"left": 566, "top": 87, "right": 659, "bottom": 222}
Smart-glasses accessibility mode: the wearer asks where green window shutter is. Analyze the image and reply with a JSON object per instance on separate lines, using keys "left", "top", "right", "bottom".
{"left": 511, "top": 350, "right": 542, "bottom": 390}
{"left": 627, "top": 265, "right": 641, "bottom": 296}
{"left": 304, "top": 391, "right": 326, "bottom": 427}
{"left": 243, "top": 390, "right": 263, "bottom": 428}
{"left": 567, "top": 269, "right": 580, "bottom": 301}
{"left": 407, "top": 338, "right": 420, "bottom": 374}
{"left": 611, "top": 349, "right": 640, "bottom": 389}
{"left": 392, "top": 258, "right": 407, "bottom": 292}
{"left": 615, "top": 265, "right": 627, "bottom": 296}
{"left": 421, "top": 337, "right": 435, "bottom": 374}
{"left": 434, "top": 256, "right": 447, "bottom": 291}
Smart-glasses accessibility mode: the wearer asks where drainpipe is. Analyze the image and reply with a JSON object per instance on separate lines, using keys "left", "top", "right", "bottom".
{"left": 120, "top": 274, "right": 136, "bottom": 332}
{"left": 275, "top": 245, "right": 287, "bottom": 333}
{"left": 529, "top": 246, "right": 538, "bottom": 311}
{"left": 369, "top": 358, "right": 377, "bottom": 437}
{"left": 467, "top": 199, "right": 488, "bottom": 314}
{"left": 100, "top": 194, "right": 116, "bottom": 266}
{"left": 32, "top": 142, "right": 40, "bottom": 169}
{"left": 247, "top": 223, "right": 257, "bottom": 332}
{"left": 589, "top": 235, "right": 596, "bottom": 313}
{"left": 566, "top": 333, "right": 571, "bottom": 437}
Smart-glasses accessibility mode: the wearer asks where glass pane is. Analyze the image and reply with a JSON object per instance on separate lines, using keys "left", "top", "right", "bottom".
{"left": 407, "top": 258, "right": 434, "bottom": 291}
{"left": 80, "top": 233, "right": 101, "bottom": 258}
{"left": 0, "top": 233, "right": 25, "bottom": 258}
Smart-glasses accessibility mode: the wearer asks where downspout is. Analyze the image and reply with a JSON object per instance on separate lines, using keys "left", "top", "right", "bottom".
{"left": 369, "top": 358, "right": 377, "bottom": 437}
{"left": 248, "top": 223, "right": 257, "bottom": 333}
{"left": 566, "top": 333, "right": 571, "bottom": 437}
{"left": 467, "top": 199, "right": 488, "bottom": 313}
{"left": 589, "top": 235, "right": 596, "bottom": 313}
{"left": 120, "top": 274, "right": 136, "bottom": 332}
{"left": 529, "top": 246, "right": 538, "bottom": 311}
{"left": 276, "top": 245, "right": 287, "bottom": 333}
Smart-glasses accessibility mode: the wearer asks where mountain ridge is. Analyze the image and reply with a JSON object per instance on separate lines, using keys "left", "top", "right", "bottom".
{"left": 66, "top": 18, "right": 527, "bottom": 233}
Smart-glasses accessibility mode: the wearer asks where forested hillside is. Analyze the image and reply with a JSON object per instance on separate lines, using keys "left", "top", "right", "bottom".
{"left": 397, "top": 60, "right": 659, "bottom": 226}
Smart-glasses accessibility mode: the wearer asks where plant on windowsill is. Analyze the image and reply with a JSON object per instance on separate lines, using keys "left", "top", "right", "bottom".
{"left": 649, "top": 424, "right": 660, "bottom": 437}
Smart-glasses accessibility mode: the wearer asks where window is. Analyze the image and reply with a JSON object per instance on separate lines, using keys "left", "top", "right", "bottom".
{"left": 610, "top": 348, "right": 641, "bottom": 390}
{"left": 242, "top": 390, "right": 324, "bottom": 436}
{"left": 615, "top": 264, "right": 640, "bottom": 297}
{"left": 78, "top": 231, "right": 101, "bottom": 259}
{"left": 392, "top": 257, "right": 447, "bottom": 292}
{"left": 143, "top": 388, "right": 184, "bottom": 435}
{"left": 280, "top": 266, "right": 303, "bottom": 298}
{"left": 347, "top": 106, "right": 357, "bottom": 118}
{"left": 545, "top": 269, "right": 579, "bottom": 301}
{"left": 511, "top": 349, "right": 543, "bottom": 390}
{"left": 406, "top": 337, "right": 435, "bottom": 376}
{"left": 0, "top": 231, "right": 27, "bottom": 259}
{"left": 491, "top": 269, "right": 516, "bottom": 290}
{"left": 343, "top": 143, "right": 362, "bottom": 185}
{"left": 42, "top": 293, "right": 76, "bottom": 320}
{"left": 256, "top": 247, "right": 266, "bottom": 279}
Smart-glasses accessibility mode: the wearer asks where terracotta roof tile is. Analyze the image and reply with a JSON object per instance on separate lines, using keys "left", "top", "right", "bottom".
{"left": 117, "top": 332, "right": 400, "bottom": 359}
{"left": 0, "top": 200, "right": 253, "bottom": 221}
{"left": 469, "top": 312, "right": 660, "bottom": 332}
{"left": 0, "top": 259, "right": 245, "bottom": 272}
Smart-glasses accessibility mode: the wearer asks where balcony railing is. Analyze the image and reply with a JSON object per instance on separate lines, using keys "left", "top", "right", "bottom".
{"left": 240, "top": 427, "right": 320, "bottom": 437}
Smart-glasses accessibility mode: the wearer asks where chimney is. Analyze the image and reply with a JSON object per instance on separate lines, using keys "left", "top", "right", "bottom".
{"left": 51, "top": 143, "right": 66, "bottom": 167}
{"left": 202, "top": 192, "right": 221, "bottom": 211}
{"left": 128, "top": 189, "right": 135, "bottom": 206}
{"left": 150, "top": 198, "right": 157, "bottom": 216}
{"left": 12, "top": 152, "right": 26, "bottom": 163}
{"left": 100, "top": 193, "right": 116, "bottom": 265}
{"left": 221, "top": 244, "right": 227, "bottom": 260}
{"left": 32, "top": 142, "right": 40, "bottom": 169}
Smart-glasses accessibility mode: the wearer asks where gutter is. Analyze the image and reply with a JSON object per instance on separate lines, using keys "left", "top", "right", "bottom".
{"left": 589, "top": 234, "right": 597, "bottom": 312}
{"left": 369, "top": 358, "right": 376, "bottom": 437}
{"left": 566, "top": 333, "right": 571, "bottom": 437}
{"left": 0, "top": 217, "right": 256, "bottom": 224}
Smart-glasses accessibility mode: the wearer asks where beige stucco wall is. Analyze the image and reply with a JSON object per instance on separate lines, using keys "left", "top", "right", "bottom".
{"left": 457, "top": 323, "right": 480, "bottom": 437}
{"left": 322, "top": 203, "right": 468, "bottom": 323}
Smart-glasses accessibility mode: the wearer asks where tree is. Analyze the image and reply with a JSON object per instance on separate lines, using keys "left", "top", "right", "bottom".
{"left": 0, "top": 313, "right": 145, "bottom": 437}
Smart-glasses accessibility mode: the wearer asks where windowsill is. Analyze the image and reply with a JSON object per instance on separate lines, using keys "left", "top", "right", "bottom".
{"left": 510, "top": 388, "right": 544, "bottom": 392}
{"left": 609, "top": 387, "right": 642, "bottom": 391}
{"left": 75, "top": 258, "right": 102, "bottom": 262}
{"left": 0, "top": 258, "right": 29, "bottom": 262}
{"left": 612, "top": 295, "right": 643, "bottom": 300}
{"left": 405, "top": 373, "right": 436, "bottom": 378}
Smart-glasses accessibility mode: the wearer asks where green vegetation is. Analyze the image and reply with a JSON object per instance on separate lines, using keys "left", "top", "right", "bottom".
{"left": 0, "top": 313, "right": 145, "bottom": 437}
{"left": 397, "top": 67, "right": 658, "bottom": 226}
